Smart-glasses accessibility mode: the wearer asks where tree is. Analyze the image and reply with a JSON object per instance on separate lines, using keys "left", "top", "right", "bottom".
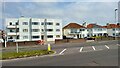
{"left": 1, "top": 30, "right": 5, "bottom": 47}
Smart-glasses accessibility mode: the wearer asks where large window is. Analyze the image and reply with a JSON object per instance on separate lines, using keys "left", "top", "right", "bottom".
{"left": 56, "top": 29, "right": 60, "bottom": 32}
{"left": 113, "top": 33, "right": 115, "bottom": 36}
{"left": 32, "top": 36, "right": 39, "bottom": 39}
{"left": 56, "top": 35, "right": 60, "bottom": 38}
{"left": 32, "top": 29, "right": 39, "bottom": 32}
{"left": 17, "top": 36, "right": 19, "bottom": 39}
{"left": 16, "top": 22, "right": 19, "bottom": 25}
{"left": 71, "top": 29, "right": 77, "bottom": 33}
{"left": 80, "top": 29, "right": 85, "bottom": 31}
{"left": 41, "top": 22, "right": 44, "bottom": 25}
{"left": 113, "top": 28, "right": 115, "bottom": 31}
{"left": 47, "top": 35, "right": 53, "bottom": 38}
{"left": 23, "top": 36, "right": 28, "bottom": 39}
{"left": 47, "top": 29, "right": 53, "bottom": 32}
{"left": 47, "top": 22, "right": 53, "bottom": 25}
{"left": 10, "top": 29, "right": 14, "bottom": 32}
{"left": 23, "top": 22, "right": 28, "bottom": 25}
{"left": 32, "top": 22, "right": 39, "bottom": 25}
{"left": 8, "top": 36, "right": 13, "bottom": 39}
{"left": 23, "top": 29, "right": 28, "bottom": 32}
{"left": 9, "top": 22, "right": 12, "bottom": 25}
{"left": 56, "top": 23, "right": 60, "bottom": 26}
{"left": 41, "top": 29, "right": 44, "bottom": 32}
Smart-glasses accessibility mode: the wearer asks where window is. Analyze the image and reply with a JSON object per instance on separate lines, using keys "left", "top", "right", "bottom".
{"left": 41, "top": 29, "right": 44, "bottom": 32}
{"left": 23, "top": 36, "right": 28, "bottom": 39}
{"left": 10, "top": 30, "right": 14, "bottom": 32}
{"left": 56, "top": 23, "right": 60, "bottom": 26}
{"left": 9, "top": 22, "right": 12, "bottom": 25}
{"left": 113, "top": 28, "right": 115, "bottom": 31}
{"left": 83, "top": 34, "right": 84, "bottom": 37}
{"left": 17, "top": 36, "right": 19, "bottom": 39}
{"left": 87, "top": 34, "right": 89, "bottom": 37}
{"left": 80, "top": 29, "right": 85, "bottom": 31}
{"left": 71, "top": 29, "right": 77, "bottom": 33}
{"left": 23, "top": 22, "right": 28, "bottom": 25}
{"left": 23, "top": 29, "right": 28, "bottom": 32}
{"left": 47, "top": 29, "right": 53, "bottom": 32}
{"left": 8, "top": 36, "right": 13, "bottom": 39}
{"left": 91, "top": 29, "right": 92, "bottom": 31}
{"left": 47, "top": 35, "right": 53, "bottom": 38}
{"left": 56, "top": 29, "right": 60, "bottom": 31}
{"left": 32, "top": 22, "right": 39, "bottom": 25}
{"left": 16, "top": 22, "right": 19, "bottom": 25}
{"left": 32, "top": 29, "right": 39, "bottom": 32}
{"left": 56, "top": 35, "right": 60, "bottom": 38}
{"left": 16, "top": 28, "right": 19, "bottom": 32}
{"left": 47, "top": 22, "right": 53, "bottom": 25}
{"left": 41, "top": 22, "right": 44, "bottom": 25}
{"left": 32, "top": 36, "right": 39, "bottom": 39}
{"left": 113, "top": 33, "right": 115, "bottom": 36}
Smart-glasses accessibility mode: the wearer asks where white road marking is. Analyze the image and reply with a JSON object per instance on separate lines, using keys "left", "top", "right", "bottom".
{"left": 59, "top": 49, "right": 66, "bottom": 55}
{"left": 79, "top": 47, "right": 83, "bottom": 52}
{"left": 105, "top": 45, "right": 110, "bottom": 49}
{"left": 92, "top": 46, "right": 96, "bottom": 50}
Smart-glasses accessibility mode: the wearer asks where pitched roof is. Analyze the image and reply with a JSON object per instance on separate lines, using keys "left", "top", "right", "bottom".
{"left": 87, "top": 24, "right": 103, "bottom": 28}
{"left": 101, "top": 26, "right": 107, "bottom": 28}
{"left": 63, "top": 23, "right": 85, "bottom": 29}
{"left": 107, "top": 24, "right": 120, "bottom": 29}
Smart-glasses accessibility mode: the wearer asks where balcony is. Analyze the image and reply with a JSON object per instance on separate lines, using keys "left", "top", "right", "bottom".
{"left": 69, "top": 32, "right": 80, "bottom": 34}
{"left": 7, "top": 32, "right": 19, "bottom": 36}
{"left": 7, "top": 25, "right": 19, "bottom": 28}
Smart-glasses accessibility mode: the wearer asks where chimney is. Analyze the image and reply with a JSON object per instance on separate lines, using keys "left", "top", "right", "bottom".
{"left": 106, "top": 23, "right": 109, "bottom": 26}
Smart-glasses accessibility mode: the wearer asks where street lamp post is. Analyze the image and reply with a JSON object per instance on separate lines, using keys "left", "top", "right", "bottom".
{"left": 44, "top": 19, "right": 47, "bottom": 44}
{"left": 115, "top": 8, "right": 118, "bottom": 40}
{"left": 16, "top": 21, "right": 19, "bottom": 53}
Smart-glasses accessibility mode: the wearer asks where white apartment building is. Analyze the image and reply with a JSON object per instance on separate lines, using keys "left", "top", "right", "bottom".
{"left": 63, "top": 23, "right": 88, "bottom": 39}
{"left": 107, "top": 24, "right": 120, "bottom": 37}
{"left": 87, "top": 24, "right": 107, "bottom": 37}
{"left": 6, "top": 17, "right": 62, "bottom": 42}
{"left": 63, "top": 23, "right": 108, "bottom": 38}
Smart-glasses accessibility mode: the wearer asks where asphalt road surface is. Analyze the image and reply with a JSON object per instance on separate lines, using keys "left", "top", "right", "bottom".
{"left": 2, "top": 40, "right": 119, "bottom": 66}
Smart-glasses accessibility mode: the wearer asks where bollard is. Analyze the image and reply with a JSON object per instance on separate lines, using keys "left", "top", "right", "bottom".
{"left": 48, "top": 44, "right": 51, "bottom": 51}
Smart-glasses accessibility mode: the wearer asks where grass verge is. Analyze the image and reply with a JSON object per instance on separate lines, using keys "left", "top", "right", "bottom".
{"left": 1, "top": 50, "right": 54, "bottom": 60}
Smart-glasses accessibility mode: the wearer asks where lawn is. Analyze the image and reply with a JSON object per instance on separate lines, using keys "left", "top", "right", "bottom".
{"left": 1, "top": 50, "right": 54, "bottom": 60}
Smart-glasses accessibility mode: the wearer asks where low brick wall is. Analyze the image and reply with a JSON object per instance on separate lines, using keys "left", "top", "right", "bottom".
{"left": 55, "top": 39, "right": 86, "bottom": 44}
{"left": 95, "top": 37, "right": 119, "bottom": 41}
{"left": 6, "top": 41, "right": 37, "bottom": 47}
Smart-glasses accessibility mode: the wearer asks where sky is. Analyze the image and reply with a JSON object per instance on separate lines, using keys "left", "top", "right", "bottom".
{"left": 0, "top": 0, "right": 119, "bottom": 29}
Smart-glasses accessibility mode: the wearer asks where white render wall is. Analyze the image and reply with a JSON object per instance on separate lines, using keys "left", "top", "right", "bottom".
{"left": 6, "top": 17, "right": 62, "bottom": 42}
{"left": 87, "top": 28, "right": 107, "bottom": 37}
{"left": 107, "top": 28, "right": 120, "bottom": 37}
{"left": 63, "top": 28, "right": 88, "bottom": 38}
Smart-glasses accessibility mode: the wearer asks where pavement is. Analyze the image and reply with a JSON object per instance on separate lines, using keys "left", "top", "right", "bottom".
{"left": 2, "top": 40, "right": 119, "bottom": 66}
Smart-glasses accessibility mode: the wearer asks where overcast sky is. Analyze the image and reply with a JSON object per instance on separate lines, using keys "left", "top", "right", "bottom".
{"left": 0, "top": 0, "right": 119, "bottom": 29}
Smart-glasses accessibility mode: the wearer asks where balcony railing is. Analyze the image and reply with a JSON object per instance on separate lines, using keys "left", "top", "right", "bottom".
{"left": 69, "top": 32, "right": 80, "bottom": 34}
{"left": 7, "top": 32, "right": 19, "bottom": 35}
{"left": 7, "top": 25, "right": 19, "bottom": 28}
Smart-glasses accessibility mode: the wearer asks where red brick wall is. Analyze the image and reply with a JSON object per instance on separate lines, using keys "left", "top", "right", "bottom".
{"left": 55, "top": 39, "right": 86, "bottom": 44}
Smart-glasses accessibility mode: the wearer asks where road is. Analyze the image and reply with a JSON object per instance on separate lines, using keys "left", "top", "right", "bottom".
{"left": 2, "top": 40, "right": 119, "bottom": 66}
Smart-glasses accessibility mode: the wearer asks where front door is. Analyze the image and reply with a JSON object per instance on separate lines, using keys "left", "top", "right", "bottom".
{"left": 77, "top": 34, "right": 79, "bottom": 39}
